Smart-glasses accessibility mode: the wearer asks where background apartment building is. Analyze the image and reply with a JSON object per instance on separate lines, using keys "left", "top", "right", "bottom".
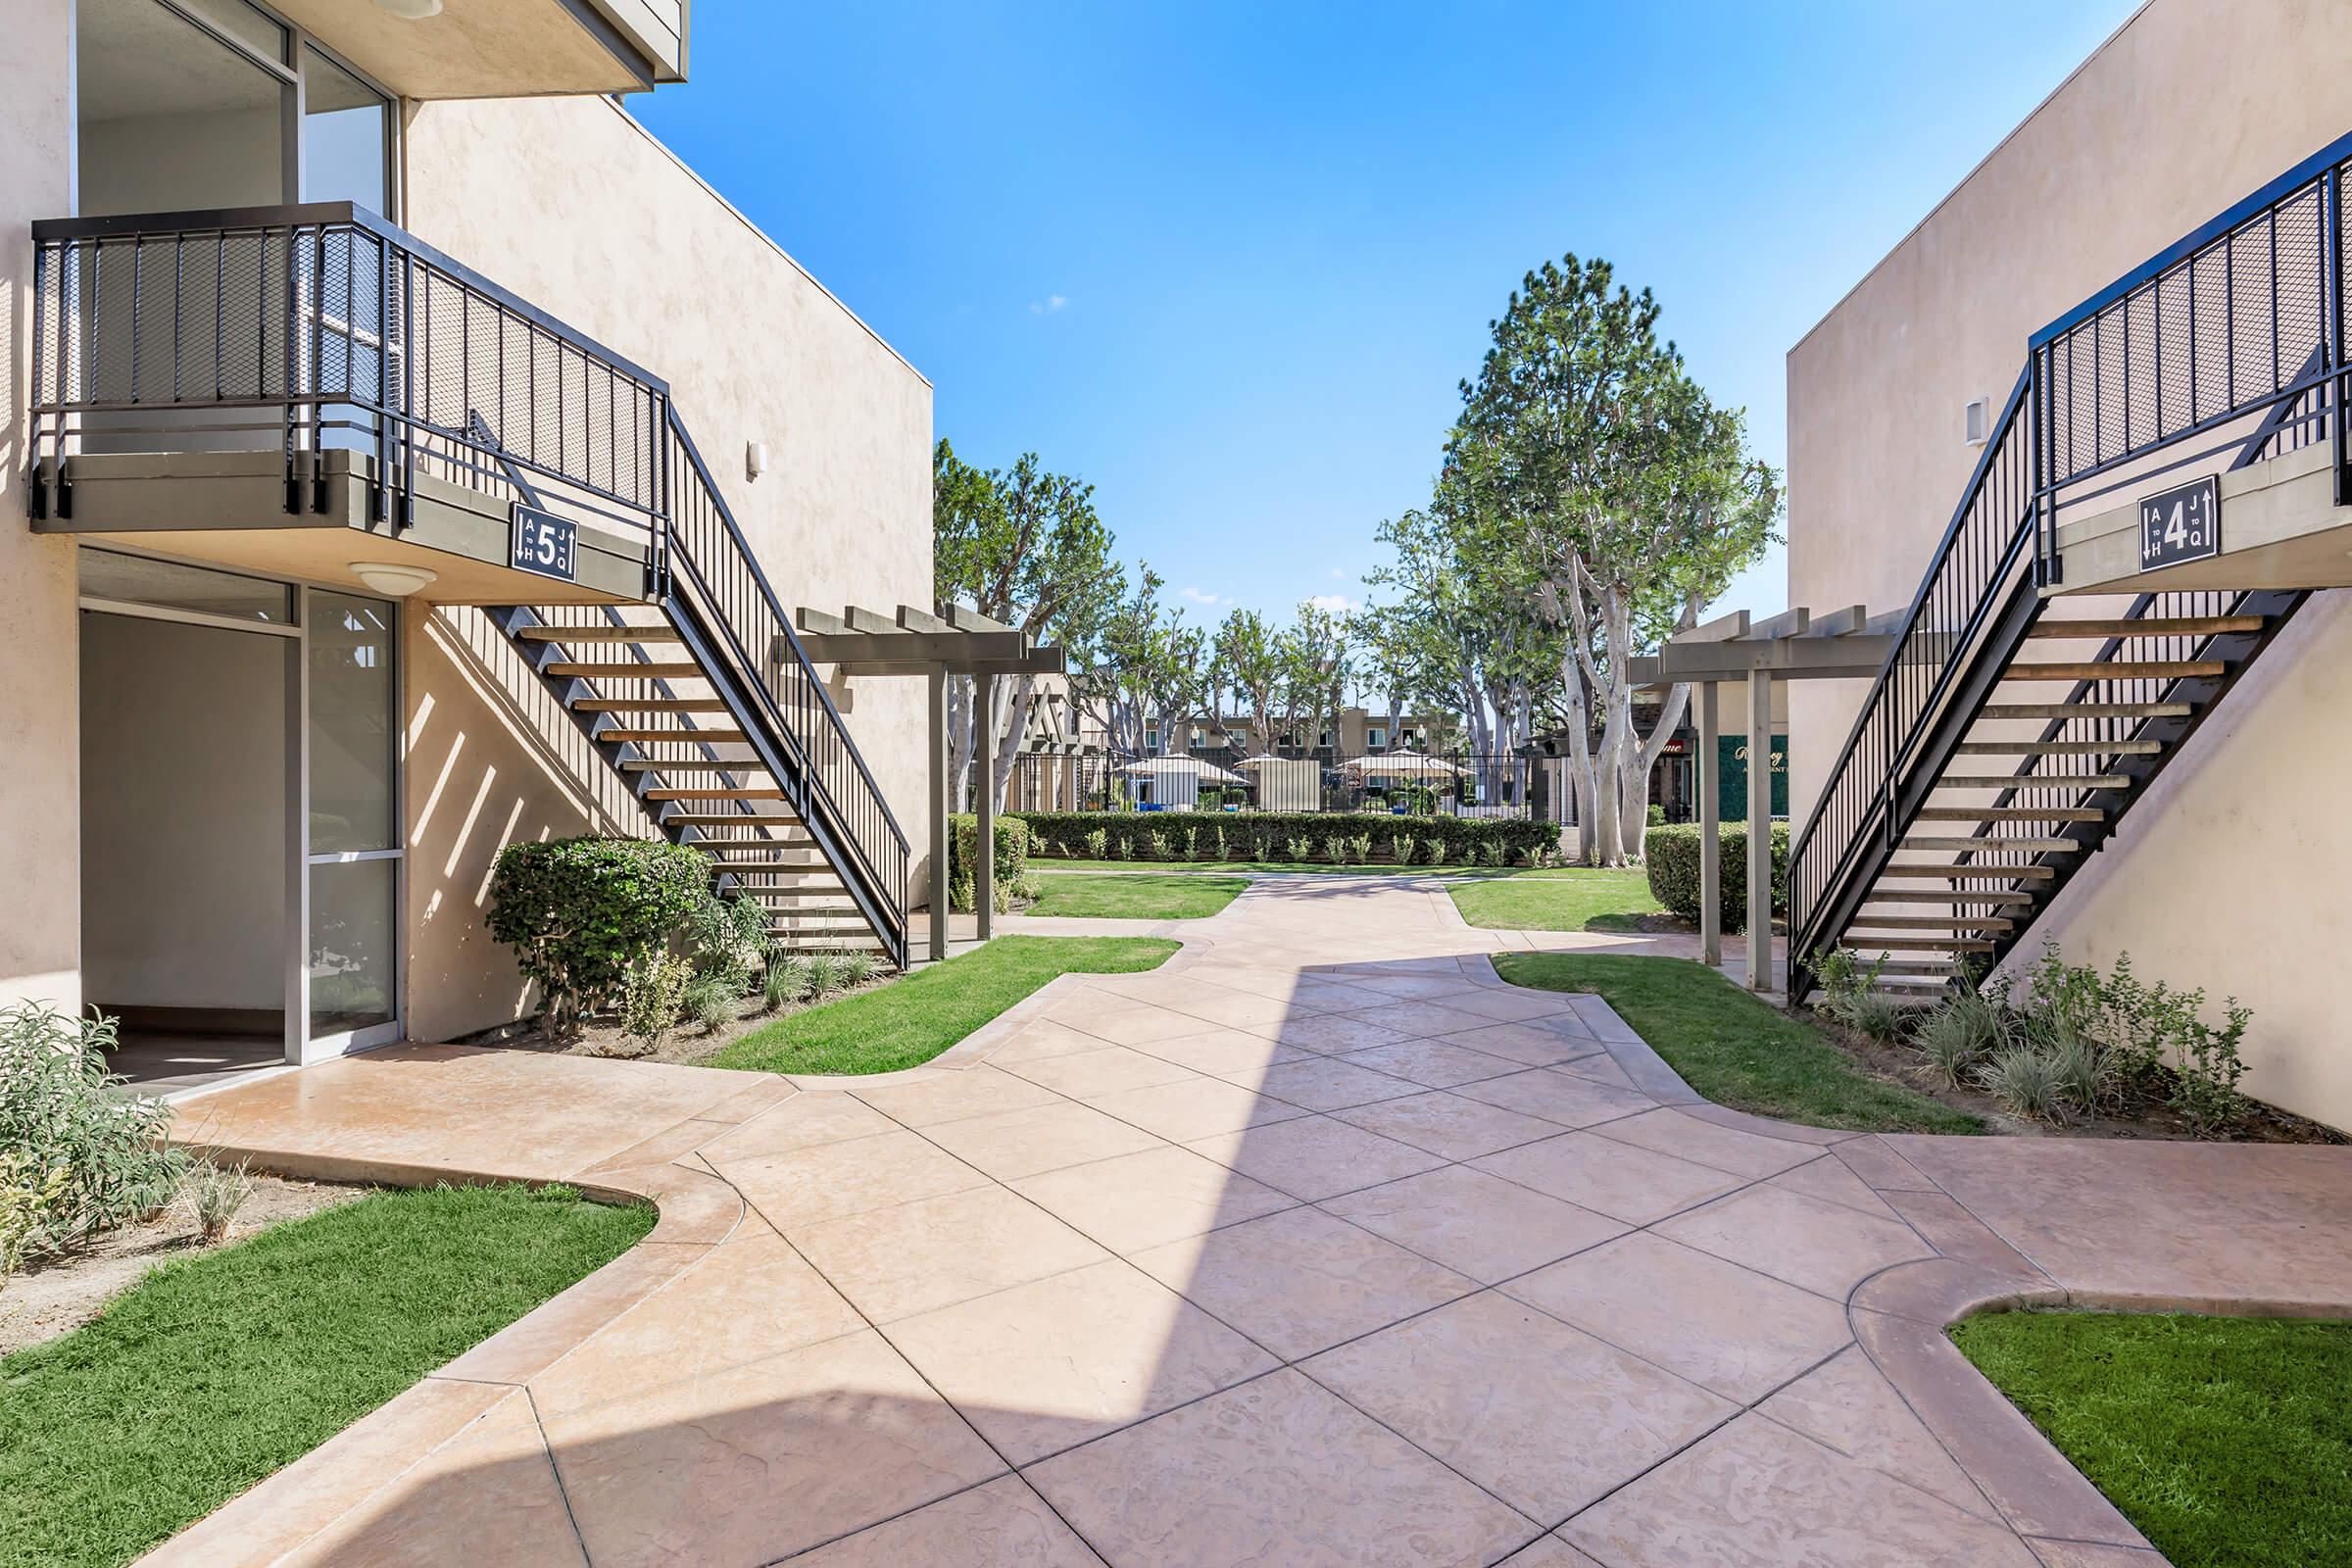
{"left": 2, "top": 0, "right": 933, "bottom": 1087}
{"left": 1787, "top": 0, "right": 2352, "bottom": 1127}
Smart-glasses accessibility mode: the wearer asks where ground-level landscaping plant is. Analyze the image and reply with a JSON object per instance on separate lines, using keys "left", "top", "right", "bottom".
{"left": 946, "top": 814, "right": 1038, "bottom": 913}
{"left": 186, "top": 1159, "right": 255, "bottom": 1245}
{"left": 762, "top": 953, "right": 813, "bottom": 1010}
{"left": 1952, "top": 1309, "right": 2352, "bottom": 1568}
{"left": 687, "top": 891, "right": 770, "bottom": 996}
{"left": 682, "top": 975, "right": 741, "bottom": 1034}
{"left": 712, "top": 936, "right": 1179, "bottom": 1075}
{"left": 485, "top": 838, "right": 709, "bottom": 1039}
{"left": 1492, "top": 954, "right": 1981, "bottom": 1134}
{"left": 1010, "top": 809, "right": 1559, "bottom": 868}
{"left": 618, "top": 955, "right": 693, "bottom": 1054}
{"left": 0, "top": 1004, "right": 185, "bottom": 1268}
{"left": 1642, "top": 821, "right": 1790, "bottom": 932}
{"left": 0, "top": 1183, "right": 652, "bottom": 1568}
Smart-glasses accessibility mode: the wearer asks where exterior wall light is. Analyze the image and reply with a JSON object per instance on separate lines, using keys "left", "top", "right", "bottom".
{"left": 350, "top": 563, "right": 438, "bottom": 597}
{"left": 747, "top": 441, "right": 769, "bottom": 481}
{"left": 1963, "top": 397, "right": 1991, "bottom": 447}
{"left": 373, "top": 0, "right": 445, "bottom": 18}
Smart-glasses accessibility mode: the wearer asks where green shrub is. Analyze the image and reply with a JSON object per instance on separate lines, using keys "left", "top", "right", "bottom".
{"left": 840, "top": 952, "right": 878, "bottom": 987}
{"left": 1643, "top": 821, "right": 1791, "bottom": 932}
{"left": 1004, "top": 810, "right": 1558, "bottom": 868}
{"left": 486, "top": 837, "right": 709, "bottom": 1037}
{"left": 763, "top": 954, "right": 813, "bottom": 1010}
{"left": 618, "top": 955, "right": 693, "bottom": 1053}
{"left": 1992, "top": 942, "right": 2254, "bottom": 1134}
{"left": 687, "top": 892, "right": 768, "bottom": 994}
{"left": 1145, "top": 829, "right": 1171, "bottom": 861}
{"left": 1977, "top": 1044, "right": 2070, "bottom": 1123}
{"left": 1425, "top": 840, "right": 1447, "bottom": 866}
{"left": 1211, "top": 825, "right": 1228, "bottom": 861}
{"left": 1915, "top": 991, "right": 2003, "bottom": 1087}
{"left": 187, "top": 1157, "right": 255, "bottom": 1244}
{"left": 0, "top": 1004, "right": 185, "bottom": 1263}
{"left": 1647, "top": 803, "right": 1667, "bottom": 827}
{"left": 947, "top": 814, "right": 1034, "bottom": 913}
{"left": 1321, "top": 833, "right": 1347, "bottom": 864}
{"left": 682, "top": 976, "right": 740, "bottom": 1034}
{"left": 1393, "top": 833, "right": 1417, "bottom": 866}
{"left": 1181, "top": 826, "right": 1200, "bottom": 862}
{"left": 807, "top": 953, "right": 852, "bottom": 999}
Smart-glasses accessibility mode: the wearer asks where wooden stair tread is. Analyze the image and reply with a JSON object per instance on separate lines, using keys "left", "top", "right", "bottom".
{"left": 1955, "top": 740, "right": 2161, "bottom": 756}
{"left": 1850, "top": 915, "right": 2017, "bottom": 930}
{"left": 598, "top": 727, "right": 748, "bottom": 744}
{"left": 619, "top": 760, "right": 772, "bottom": 773}
{"left": 574, "top": 698, "right": 729, "bottom": 713}
{"left": 547, "top": 662, "right": 708, "bottom": 679}
{"left": 668, "top": 813, "right": 800, "bottom": 826}
{"left": 1861, "top": 891, "right": 2036, "bottom": 906}
{"left": 1842, "top": 937, "right": 1996, "bottom": 952}
{"left": 1980, "top": 702, "right": 2191, "bottom": 719}
{"left": 1936, "top": 774, "right": 2129, "bottom": 789}
{"left": 1879, "top": 863, "right": 2056, "bottom": 880}
{"left": 1916, "top": 807, "right": 2105, "bottom": 822}
{"left": 1903, "top": 836, "right": 2080, "bottom": 853}
{"left": 2024, "top": 615, "right": 2266, "bottom": 639}
{"left": 645, "top": 787, "right": 784, "bottom": 800}
{"left": 514, "top": 624, "right": 681, "bottom": 642}
{"left": 2003, "top": 660, "right": 2228, "bottom": 681}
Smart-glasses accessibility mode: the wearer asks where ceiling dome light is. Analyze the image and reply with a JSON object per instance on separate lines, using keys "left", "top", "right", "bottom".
{"left": 373, "top": 0, "right": 444, "bottom": 19}
{"left": 350, "top": 562, "right": 438, "bottom": 597}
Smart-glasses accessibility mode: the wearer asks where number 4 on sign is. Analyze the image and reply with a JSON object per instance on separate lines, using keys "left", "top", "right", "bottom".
{"left": 2165, "top": 500, "right": 2190, "bottom": 552}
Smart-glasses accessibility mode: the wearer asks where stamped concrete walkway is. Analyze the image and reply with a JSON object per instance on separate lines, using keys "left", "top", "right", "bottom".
{"left": 160, "top": 878, "right": 2352, "bottom": 1567}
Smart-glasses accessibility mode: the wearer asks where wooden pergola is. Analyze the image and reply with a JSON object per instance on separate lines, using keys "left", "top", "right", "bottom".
{"left": 795, "top": 604, "right": 1065, "bottom": 962}
{"left": 1627, "top": 606, "right": 1897, "bottom": 992}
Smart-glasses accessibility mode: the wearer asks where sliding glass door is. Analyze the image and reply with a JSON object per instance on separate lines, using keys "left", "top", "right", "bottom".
{"left": 305, "top": 590, "right": 401, "bottom": 1054}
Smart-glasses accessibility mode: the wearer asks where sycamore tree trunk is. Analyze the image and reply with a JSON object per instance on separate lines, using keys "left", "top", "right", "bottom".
{"left": 984, "top": 672, "right": 1036, "bottom": 812}
{"left": 948, "top": 675, "right": 974, "bottom": 812}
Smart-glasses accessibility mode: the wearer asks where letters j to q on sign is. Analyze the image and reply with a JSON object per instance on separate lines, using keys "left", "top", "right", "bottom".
{"left": 2138, "top": 476, "right": 2221, "bottom": 572}
{"left": 511, "top": 505, "right": 578, "bottom": 582}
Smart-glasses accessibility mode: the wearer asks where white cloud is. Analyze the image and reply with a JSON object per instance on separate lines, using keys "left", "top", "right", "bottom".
{"left": 1306, "top": 593, "right": 1360, "bottom": 615}
{"left": 1329, "top": 567, "right": 1347, "bottom": 579}
{"left": 1028, "top": 293, "right": 1068, "bottom": 315}
{"left": 1180, "top": 587, "right": 1224, "bottom": 606}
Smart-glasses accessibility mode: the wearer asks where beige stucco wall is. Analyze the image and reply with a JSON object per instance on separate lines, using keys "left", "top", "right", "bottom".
{"left": 396, "top": 94, "right": 933, "bottom": 1039}
{"left": 1785, "top": 0, "right": 2352, "bottom": 1126}
{"left": 0, "top": 0, "right": 82, "bottom": 1016}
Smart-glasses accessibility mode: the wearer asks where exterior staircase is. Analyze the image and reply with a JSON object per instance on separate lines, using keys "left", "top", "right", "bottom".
{"left": 1788, "top": 139, "right": 2349, "bottom": 999}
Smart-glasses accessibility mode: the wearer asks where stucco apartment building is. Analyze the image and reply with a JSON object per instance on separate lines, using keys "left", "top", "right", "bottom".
{"left": 1787, "top": 0, "right": 2352, "bottom": 1128}
{"left": 2, "top": 0, "right": 933, "bottom": 1088}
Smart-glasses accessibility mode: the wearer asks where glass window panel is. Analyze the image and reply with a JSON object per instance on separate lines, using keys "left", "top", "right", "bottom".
{"left": 78, "top": 548, "right": 297, "bottom": 623}
{"left": 175, "top": 0, "right": 289, "bottom": 64}
{"left": 77, "top": 0, "right": 287, "bottom": 216}
{"left": 301, "top": 46, "right": 388, "bottom": 211}
{"left": 310, "top": 858, "right": 394, "bottom": 1036}
{"left": 308, "top": 591, "right": 397, "bottom": 853}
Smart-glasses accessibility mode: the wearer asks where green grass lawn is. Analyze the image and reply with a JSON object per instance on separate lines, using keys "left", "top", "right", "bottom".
{"left": 1448, "top": 866, "right": 1667, "bottom": 932}
{"left": 1023, "top": 873, "right": 1247, "bottom": 919}
{"left": 1952, "top": 1310, "right": 2352, "bottom": 1568}
{"left": 713, "top": 935, "right": 1181, "bottom": 1075}
{"left": 0, "top": 1183, "right": 652, "bottom": 1568}
{"left": 1493, "top": 953, "right": 1982, "bottom": 1134}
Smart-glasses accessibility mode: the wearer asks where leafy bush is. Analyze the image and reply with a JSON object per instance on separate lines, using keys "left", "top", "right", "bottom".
{"left": 687, "top": 892, "right": 769, "bottom": 995}
{"left": 0, "top": 1004, "right": 185, "bottom": 1262}
{"left": 619, "top": 955, "right": 693, "bottom": 1053}
{"left": 947, "top": 814, "right": 1035, "bottom": 913}
{"left": 1348, "top": 833, "right": 1374, "bottom": 864}
{"left": 1990, "top": 942, "right": 2254, "bottom": 1133}
{"left": 1181, "top": 826, "right": 1200, "bottom": 862}
{"left": 1321, "top": 833, "right": 1347, "bottom": 865}
{"left": 1286, "top": 836, "right": 1312, "bottom": 861}
{"left": 1145, "top": 829, "right": 1170, "bottom": 860}
{"left": 763, "top": 954, "right": 813, "bottom": 1010}
{"left": 1647, "top": 803, "right": 1667, "bottom": 827}
{"left": 2173, "top": 999, "right": 2252, "bottom": 1136}
{"left": 1644, "top": 821, "right": 1791, "bottom": 932}
{"left": 1393, "top": 833, "right": 1416, "bottom": 866}
{"left": 1008, "top": 810, "right": 1560, "bottom": 867}
{"left": 1978, "top": 1044, "right": 2070, "bottom": 1122}
{"left": 486, "top": 838, "right": 709, "bottom": 1037}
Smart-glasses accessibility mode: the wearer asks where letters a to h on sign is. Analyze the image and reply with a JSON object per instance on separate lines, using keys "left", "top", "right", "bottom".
{"left": 511, "top": 505, "right": 578, "bottom": 582}
{"left": 2138, "top": 476, "right": 2222, "bottom": 571}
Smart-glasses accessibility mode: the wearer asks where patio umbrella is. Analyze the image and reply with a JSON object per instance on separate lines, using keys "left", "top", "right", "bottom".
{"left": 1341, "top": 749, "right": 1461, "bottom": 779}
{"left": 1116, "top": 755, "right": 1246, "bottom": 784}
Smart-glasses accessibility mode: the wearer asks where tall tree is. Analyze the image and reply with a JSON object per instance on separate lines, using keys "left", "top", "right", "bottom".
{"left": 1281, "top": 601, "right": 1353, "bottom": 754}
{"left": 1454, "top": 256, "right": 1778, "bottom": 863}
{"left": 1212, "top": 609, "right": 1286, "bottom": 754}
{"left": 1071, "top": 564, "right": 1206, "bottom": 757}
{"left": 933, "top": 440, "right": 1120, "bottom": 809}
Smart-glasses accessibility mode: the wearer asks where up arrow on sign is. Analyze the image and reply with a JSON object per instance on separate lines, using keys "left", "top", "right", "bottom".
{"left": 2137, "top": 475, "right": 2221, "bottom": 572}
{"left": 511, "top": 504, "right": 579, "bottom": 582}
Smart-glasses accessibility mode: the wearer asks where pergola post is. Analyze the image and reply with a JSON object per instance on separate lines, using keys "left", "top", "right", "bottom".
{"left": 927, "top": 665, "right": 950, "bottom": 963}
{"left": 1746, "top": 668, "right": 1773, "bottom": 993}
{"left": 973, "top": 674, "right": 995, "bottom": 943}
{"left": 1697, "top": 680, "right": 1721, "bottom": 968}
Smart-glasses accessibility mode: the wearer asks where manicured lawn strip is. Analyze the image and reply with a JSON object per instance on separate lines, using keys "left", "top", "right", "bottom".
{"left": 1449, "top": 866, "right": 1666, "bottom": 932}
{"left": 1951, "top": 1310, "right": 2352, "bottom": 1568}
{"left": 1493, "top": 953, "right": 1982, "bottom": 1134}
{"left": 714, "top": 935, "right": 1181, "bottom": 1075}
{"left": 1037, "top": 859, "right": 1506, "bottom": 876}
{"left": 0, "top": 1183, "right": 652, "bottom": 1568}
{"left": 1023, "top": 874, "right": 1247, "bottom": 919}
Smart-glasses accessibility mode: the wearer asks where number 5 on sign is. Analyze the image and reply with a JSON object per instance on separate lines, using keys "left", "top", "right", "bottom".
{"left": 2137, "top": 476, "right": 2220, "bottom": 571}
{"left": 510, "top": 504, "right": 579, "bottom": 583}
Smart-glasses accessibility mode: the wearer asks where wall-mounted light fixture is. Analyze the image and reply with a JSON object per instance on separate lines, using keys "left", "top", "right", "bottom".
{"left": 746, "top": 441, "right": 769, "bottom": 482}
{"left": 1963, "top": 397, "right": 1991, "bottom": 447}
{"left": 372, "top": 0, "right": 444, "bottom": 18}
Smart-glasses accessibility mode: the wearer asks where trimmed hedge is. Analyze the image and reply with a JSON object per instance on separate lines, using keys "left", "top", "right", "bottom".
{"left": 1010, "top": 810, "right": 1561, "bottom": 867}
{"left": 947, "top": 813, "right": 1035, "bottom": 912}
{"left": 486, "top": 837, "right": 710, "bottom": 1036}
{"left": 1644, "top": 821, "right": 1790, "bottom": 933}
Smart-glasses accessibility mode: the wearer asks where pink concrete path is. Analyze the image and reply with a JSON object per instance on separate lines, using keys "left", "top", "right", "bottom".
{"left": 156, "top": 878, "right": 2352, "bottom": 1567}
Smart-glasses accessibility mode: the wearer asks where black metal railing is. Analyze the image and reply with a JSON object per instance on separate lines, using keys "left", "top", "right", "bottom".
{"left": 29, "top": 202, "right": 909, "bottom": 966}
{"left": 1788, "top": 133, "right": 2352, "bottom": 977}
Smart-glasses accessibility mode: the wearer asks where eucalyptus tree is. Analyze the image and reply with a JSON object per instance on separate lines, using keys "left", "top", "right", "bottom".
{"left": 1281, "top": 601, "right": 1353, "bottom": 754}
{"left": 1454, "top": 256, "right": 1778, "bottom": 863}
{"left": 933, "top": 439, "right": 1121, "bottom": 808}
{"left": 1212, "top": 609, "right": 1286, "bottom": 754}
{"left": 1071, "top": 564, "right": 1207, "bottom": 757}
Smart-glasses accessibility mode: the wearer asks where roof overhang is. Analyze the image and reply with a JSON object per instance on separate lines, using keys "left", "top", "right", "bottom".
{"left": 793, "top": 604, "right": 1069, "bottom": 678}
{"left": 1627, "top": 605, "right": 1901, "bottom": 685}
{"left": 266, "top": 0, "right": 687, "bottom": 101}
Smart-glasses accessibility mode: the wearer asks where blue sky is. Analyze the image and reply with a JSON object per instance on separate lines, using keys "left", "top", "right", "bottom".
{"left": 636, "top": 1, "right": 2141, "bottom": 629}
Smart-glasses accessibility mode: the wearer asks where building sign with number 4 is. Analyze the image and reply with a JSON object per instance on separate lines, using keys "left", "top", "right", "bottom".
{"left": 2138, "top": 475, "right": 2221, "bottom": 571}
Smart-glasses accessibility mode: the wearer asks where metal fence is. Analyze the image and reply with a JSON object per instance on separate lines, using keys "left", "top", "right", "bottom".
{"left": 1000, "top": 751, "right": 1566, "bottom": 820}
